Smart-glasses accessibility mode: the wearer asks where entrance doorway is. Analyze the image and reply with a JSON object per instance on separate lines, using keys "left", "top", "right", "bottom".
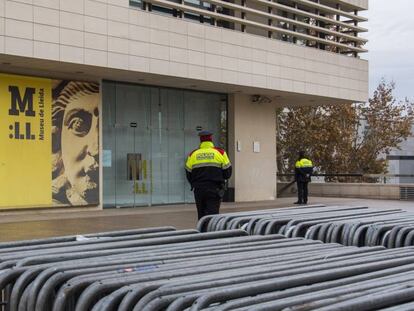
{"left": 102, "top": 82, "right": 227, "bottom": 208}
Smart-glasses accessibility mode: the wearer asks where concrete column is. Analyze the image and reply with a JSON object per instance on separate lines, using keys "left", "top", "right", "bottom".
{"left": 228, "top": 94, "right": 277, "bottom": 202}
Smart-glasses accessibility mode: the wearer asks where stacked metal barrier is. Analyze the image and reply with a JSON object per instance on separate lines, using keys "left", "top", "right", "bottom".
{"left": 5, "top": 206, "right": 414, "bottom": 310}
{"left": 4, "top": 225, "right": 414, "bottom": 309}
{"left": 0, "top": 227, "right": 249, "bottom": 311}
{"left": 197, "top": 205, "right": 414, "bottom": 248}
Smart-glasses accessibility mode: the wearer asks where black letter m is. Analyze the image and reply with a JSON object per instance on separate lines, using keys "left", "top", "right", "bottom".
{"left": 8, "top": 86, "right": 36, "bottom": 117}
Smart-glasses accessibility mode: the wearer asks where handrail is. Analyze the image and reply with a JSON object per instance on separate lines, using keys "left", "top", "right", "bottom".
{"left": 277, "top": 173, "right": 414, "bottom": 178}
{"left": 278, "top": 173, "right": 364, "bottom": 177}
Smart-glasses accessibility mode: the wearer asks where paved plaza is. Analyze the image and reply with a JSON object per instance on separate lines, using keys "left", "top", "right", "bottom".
{"left": 1, "top": 197, "right": 413, "bottom": 242}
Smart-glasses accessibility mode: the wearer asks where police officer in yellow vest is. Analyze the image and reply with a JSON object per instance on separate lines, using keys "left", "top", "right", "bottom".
{"left": 294, "top": 151, "right": 314, "bottom": 205}
{"left": 185, "top": 131, "right": 232, "bottom": 220}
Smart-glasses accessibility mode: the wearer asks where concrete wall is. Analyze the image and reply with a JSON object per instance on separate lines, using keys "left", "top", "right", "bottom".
{"left": 229, "top": 94, "right": 277, "bottom": 201}
{"left": 339, "top": 0, "right": 369, "bottom": 10}
{"left": 279, "top": 182, "right": 400, "bottom": 200}
{"left": 0, "top": 0, "right": 368, "bottom": 102}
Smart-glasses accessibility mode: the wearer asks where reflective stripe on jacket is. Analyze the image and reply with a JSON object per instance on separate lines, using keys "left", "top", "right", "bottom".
{"left": 185, "top": 141, "right": 232, "bottom": 189}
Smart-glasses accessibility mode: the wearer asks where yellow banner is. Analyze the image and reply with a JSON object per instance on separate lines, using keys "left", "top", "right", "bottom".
{"left": 0, "top": 73, "right": 52, "bottom": 207}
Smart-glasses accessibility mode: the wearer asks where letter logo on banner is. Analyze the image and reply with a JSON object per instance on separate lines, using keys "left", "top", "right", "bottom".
{"left": 8, "top": 86, "right": 36, "bottom": 117}
{"left": 8, "top": 86, "right": 37, "bottom": 140}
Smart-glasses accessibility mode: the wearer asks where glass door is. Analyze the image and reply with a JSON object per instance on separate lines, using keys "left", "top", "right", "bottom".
{"left": 113, "top": 125, "right": 151, "bottom": 207}
{"left": 150, "top": 88, "right": 186, "bottom": 204}
{"left": 112, "top": 83, "right": 152, "bottom": 207}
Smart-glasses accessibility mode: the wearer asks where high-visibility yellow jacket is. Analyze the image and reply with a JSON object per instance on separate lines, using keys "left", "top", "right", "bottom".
{"left": 185, "top": 141, "right": 232, "bottom": 189}
{"left": 295, "top": 158, "right": 314, "bottom": 182}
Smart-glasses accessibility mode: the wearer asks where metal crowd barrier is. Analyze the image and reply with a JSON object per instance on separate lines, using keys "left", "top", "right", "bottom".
{"left": 3, "top": 225, "right": 414, "bottom": 310}
{"left": 197, "top": 205, "right": 414, "bottom": 248}
{"left": 0, "top": 227, "right": 249, "bottom": 311}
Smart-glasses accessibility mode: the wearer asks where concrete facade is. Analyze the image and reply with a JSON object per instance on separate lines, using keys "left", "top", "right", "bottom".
{"left": 0, "top": 0, "right": 368, "bottom": 208}
{"left": 340, "top": 0, "right": 368, "bottom": 10}
{"left": 0, "top": 0, "right": 368, "bottom": 103}
{"left": 229, "top": 94, "right": 277, "bottom": 201}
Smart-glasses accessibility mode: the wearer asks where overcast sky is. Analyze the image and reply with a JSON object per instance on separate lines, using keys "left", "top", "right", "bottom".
{"left": 362, "top": 0, "right": 414, "bottom": 102}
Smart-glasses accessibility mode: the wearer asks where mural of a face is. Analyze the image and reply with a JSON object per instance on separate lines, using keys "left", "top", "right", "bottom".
{"left": 60, "top": 93, "right": 99, "bottom": 204}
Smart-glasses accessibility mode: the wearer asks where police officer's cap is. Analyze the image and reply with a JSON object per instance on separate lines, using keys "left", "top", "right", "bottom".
{"left": 198, "top": 130, "right": 213, "bottom": 136}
